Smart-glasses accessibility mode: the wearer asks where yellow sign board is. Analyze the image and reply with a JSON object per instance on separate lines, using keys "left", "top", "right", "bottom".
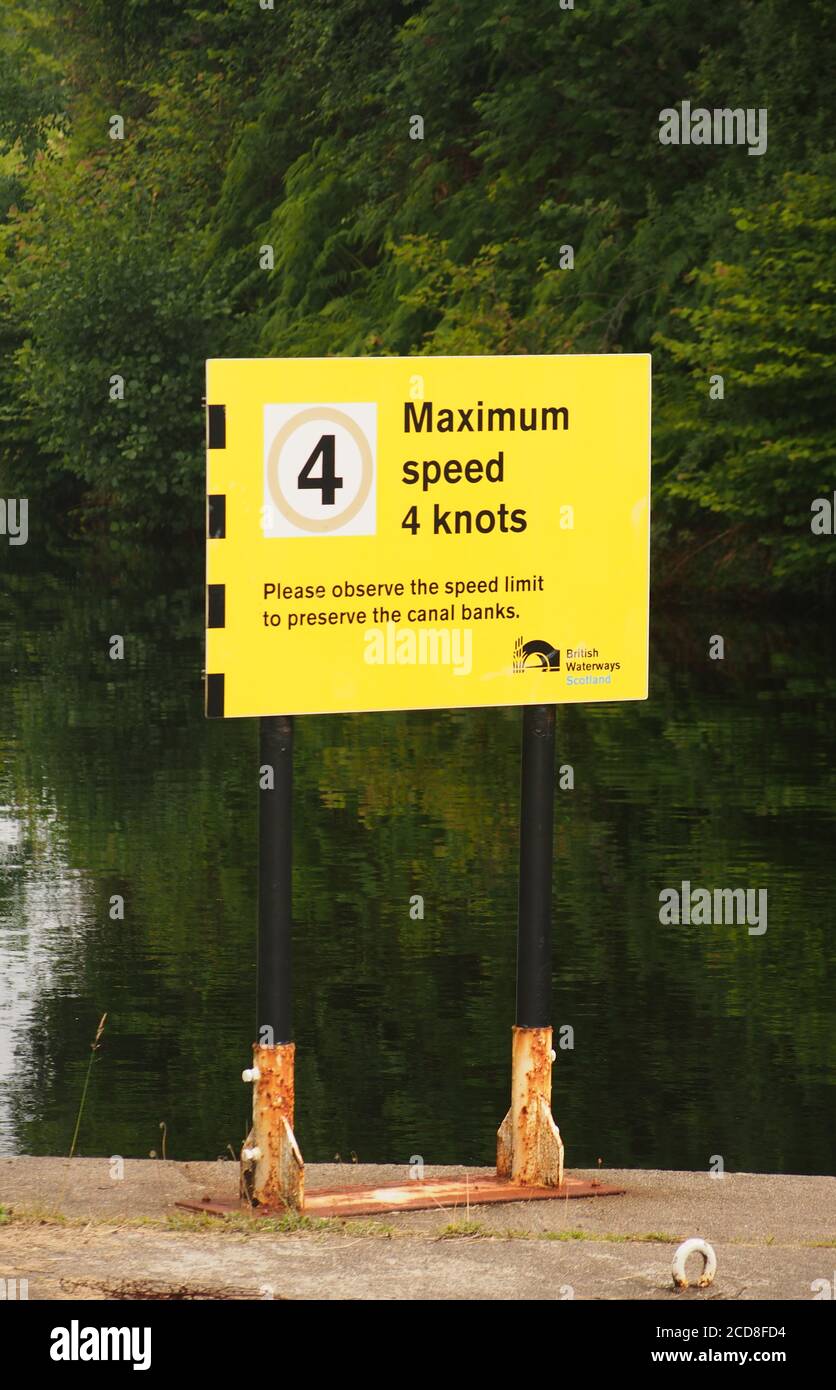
{"left": 205, "top": 354, "right": 650, "bottom": 718}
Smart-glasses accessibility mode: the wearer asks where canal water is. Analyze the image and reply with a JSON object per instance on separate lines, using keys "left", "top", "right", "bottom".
{"left": 1, "top": 538, "right": 833, "bottom": 1174}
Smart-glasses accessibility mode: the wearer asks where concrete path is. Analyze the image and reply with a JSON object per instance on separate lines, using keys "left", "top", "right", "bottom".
{"left": 0, "top": 1158, "right": 832, "bottom": 1300}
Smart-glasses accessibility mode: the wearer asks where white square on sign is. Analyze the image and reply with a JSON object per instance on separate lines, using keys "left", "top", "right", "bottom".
{"left": 263, "top": 402, "right": 377, "bottom": 537}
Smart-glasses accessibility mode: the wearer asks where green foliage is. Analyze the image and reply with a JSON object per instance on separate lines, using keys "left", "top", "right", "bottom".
{"left": 654, "top": 160, "right": 836, "bottom": 588}
{"left": 0, "top": 0, "right": 66, "bottom": 163}
{"left": 3, "top": 64, "right": 230, "bottom": 532}
{"left": 0, "top": 0, "right": 834, "bottom": 588}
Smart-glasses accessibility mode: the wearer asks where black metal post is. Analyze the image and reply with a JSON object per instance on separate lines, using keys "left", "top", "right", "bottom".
{"left": 258, "top": 715, "right": 293, "bottom": 1044}
{"left": 516, "top": 704, "right": 556, "bottom": 1028}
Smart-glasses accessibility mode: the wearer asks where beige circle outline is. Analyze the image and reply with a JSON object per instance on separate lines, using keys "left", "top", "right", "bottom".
{"left": 266, "top": 407, "right": 374, "bottom": 533}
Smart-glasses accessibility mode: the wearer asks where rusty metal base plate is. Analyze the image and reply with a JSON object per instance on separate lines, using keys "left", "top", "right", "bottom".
{"left": 176, "top": 1173, "right": 625, "bottom": 1220}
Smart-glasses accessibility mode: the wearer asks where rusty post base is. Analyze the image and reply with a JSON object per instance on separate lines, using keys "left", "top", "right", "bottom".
{"left": 240, "top": 1042, "right": 304, "bottom": 1212}
{"left": 497, "top": 1025, "right": 564, "bottom": 1187}
{"left": 174, "top": 1026, "right": 624, "bottom": 1222}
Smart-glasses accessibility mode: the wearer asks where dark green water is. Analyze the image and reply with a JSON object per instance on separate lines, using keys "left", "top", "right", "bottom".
{"left": 0, "top": 540, "right": 834, "bottom": 1175}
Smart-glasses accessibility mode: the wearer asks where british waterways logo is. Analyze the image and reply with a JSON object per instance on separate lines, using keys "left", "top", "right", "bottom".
{"left": 513, "top": 637, "right": 560, "bottom": 673}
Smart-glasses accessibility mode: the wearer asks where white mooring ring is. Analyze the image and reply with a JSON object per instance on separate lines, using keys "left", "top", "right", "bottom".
{"left": 672, "top": 1237, "right": 717, "bottom": 1289}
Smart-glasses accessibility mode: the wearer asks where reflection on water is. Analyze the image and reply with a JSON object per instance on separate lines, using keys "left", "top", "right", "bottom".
{"left": 0, "top": 810, "right": 92, "bottom": 1151}
{"left": 0, "top": 539, "right": 834, "bottom": 1173}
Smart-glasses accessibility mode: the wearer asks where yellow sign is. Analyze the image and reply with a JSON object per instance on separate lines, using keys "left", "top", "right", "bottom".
{"left": 205, "top": 354, "right": 650, "bottom": 718}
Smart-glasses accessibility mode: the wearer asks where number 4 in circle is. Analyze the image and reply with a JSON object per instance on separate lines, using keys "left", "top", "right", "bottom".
{"left": 298, "top": 434, "right": 343, "bottom": 507}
